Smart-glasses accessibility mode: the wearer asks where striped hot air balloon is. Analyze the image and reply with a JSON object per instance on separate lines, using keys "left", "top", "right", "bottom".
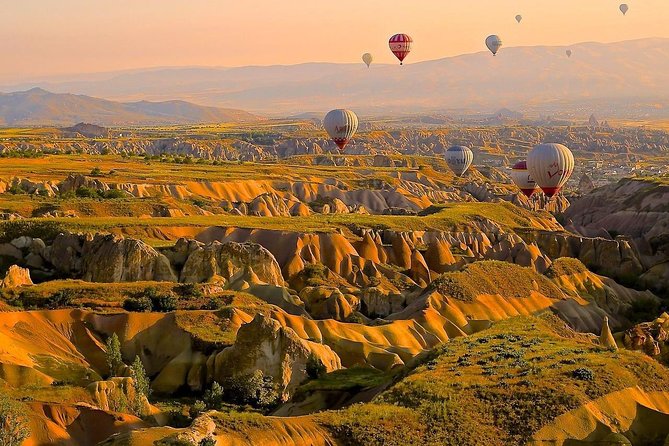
{"left": 389, "top": 33, "right": 413, "bottom": 65}
{"left": 446, "top": 146, "right": 474, "bottom": 177}
{"left": 527, "top": 143, "right": 574, "bottom": 198}
{"left": 324, "top": 109, "right": 359, "bottom": 151}
{"left": 510, "top": 161, "right": 538, "bottom": 197}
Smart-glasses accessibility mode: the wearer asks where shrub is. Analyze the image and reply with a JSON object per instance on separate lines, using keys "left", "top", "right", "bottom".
{"left": 102, "top": 189, "right": 127, "bottom": 199}
{"left": 189, "top": 400, "right": 206, "bottom": 419}
{"left": 571, "top": 367, "right": 595, "bottom": 381}
{"left": 203, "top": 298, "right": 223, "bottom": 310}
{"left": 45, "top": 289, "right": 75, "bottom": 309}
{"left": 0, "top": 220, "right": 65, "bottom": 243}
{"left": 123, "top": 296, "right": 153, "bottom": 312}
{"left": 306, "top": 354, "right": 327, "bottom": 380}
{"left": 90, "top": 167, "right": 102, "bottom": 176}
{"left": 203, "top": 382, "right": 225, "bottom": 410}
{"left": 150, "top": 294, "right": 178, "bottom": 312}
{"left": 106, "top": 333, "right": 123, "bottom": 377}
{"left": 200, "top": 437, "right": 217, "bottom": 446}
{"left": 0, "top": 393, "right": 29, "bottom": 446}
{"left": 174, "top": 283, "right": 202, "bottom": 299}
{"left": 222, "top": 370, "right": 279, "bottom": 409}
{"left": 75, "top": 186, "right": 99, "bottom": 198}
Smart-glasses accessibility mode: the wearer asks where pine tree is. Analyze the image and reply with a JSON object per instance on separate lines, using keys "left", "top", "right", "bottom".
{"left": 130, "top": 356, "right": 151, "bottom": 416}
{"left": 105, "top": 333, "right": 123, "bottom": 377}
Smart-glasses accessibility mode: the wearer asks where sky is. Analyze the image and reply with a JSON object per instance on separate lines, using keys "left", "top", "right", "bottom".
{"left": 1, "top": 0, "right": 668, "bottom": 83}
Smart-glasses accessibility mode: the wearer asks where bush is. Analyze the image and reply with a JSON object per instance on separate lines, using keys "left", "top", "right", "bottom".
{"left": 102, "top": 189, "right": 127, "bottom": 199}
{"left": 0, "top": 220, "right": 65, "bottom": 244}
{"left": 222, "top": 370, "right": 280, "bottom": 409}
{"left": 203, "top": 382, "right": 225, "bottom": 410}
{"left": 45, "top": 290, "right": 75, "bottom": 309}
{"left": 75, "top": 186, "right": 99, "bottom": 198}
{"left": 150, "top": 294, "right": 178, "bottom": 312}
{"left": 306, "top": 354, "right": 327, "bottom": 380}
{"left": 189, "top": 400, "right": 207, "bottom": 419}
{"left": 203, "top": 298, "right": 223, "bottom": 310}
{"left": 0, "top": 393, "right": 30, "bottom": 446}
{"left": 90, "top": 167, "right": 102, "bottom": 176}
{"left": 174, "top": 283, "right": 202, "bottom": 299}
{"left": 200, "top": 437, "right": 217, "bottom": 446}
{"left": 123, "top": 296, "right": 153, "bottom": 312}
{"left": 572, "top": 367, "right": 595, "bottom": 381}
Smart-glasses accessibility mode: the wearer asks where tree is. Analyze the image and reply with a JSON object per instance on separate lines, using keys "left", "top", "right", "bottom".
{"left": 0, "top": 393, "right": 30, "bottom": 446}
{"left": 306, "top": 354, "right": 326, "bottom": 380}
{"left": 130, "top": 356, "right": 151, "bottom": 416}
{"left": 105, "top": 333, "right": 123, "bottom": 377}
{"left": 203, "top": 382, "right": 225, "bottom": 410}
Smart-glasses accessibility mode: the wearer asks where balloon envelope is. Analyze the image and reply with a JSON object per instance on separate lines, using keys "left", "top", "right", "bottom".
{"left": 527, "top": 143, "right": 574, "bottom": 198}
{"left": 620, "top": 3, "right": 628, "bottom": 15}
{"left": 446, "top": 146, "right": 474, "bottom": 177}
{"left": 389, "top": 34, "right": 413, "bottom": 65}
{"left": 324, "top": 109, "right": 359, "bottom": 150}
{"left": 362, "top": 53, "right": 373, "bottom": 68}
{"left": 566, "top": 49, "right": 572, "bottom": 58}
{"left": 515, "top": 14, "right": 522, "bottom": 23}
{"left": 486, "top": 35, "right": 503, "bottom": 56}
{"left": 511, "top": 161, "right": 538, "bottom": 198}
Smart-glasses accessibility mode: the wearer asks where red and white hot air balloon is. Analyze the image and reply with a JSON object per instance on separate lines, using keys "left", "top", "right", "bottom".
{"left": 527, "top": 143, "right": 574, "bottom": 198}
{"left": 389, "top": 33, "right": 413, "bottom": 65}
{"left": 324, "top": 109, "right": 359, "bottom": 151}
{"left": 510, "top": 161, "right": 538, "bottom": 197}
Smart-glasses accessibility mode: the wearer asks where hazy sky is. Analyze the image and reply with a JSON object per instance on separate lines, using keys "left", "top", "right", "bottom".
{"left": 1, "top": 0, "right": 668, "bottom": 82}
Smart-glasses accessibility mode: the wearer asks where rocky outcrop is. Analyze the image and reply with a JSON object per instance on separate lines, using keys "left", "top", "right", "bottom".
{"left": 180, "top": 241, "right": 283, "bottom": 286}
{"left": 87, "top": 377, "right": 152, "bottom": 415}
{"left": 0, "top": 265, "right": 32, "bottom": 288}
{"left": 211, "top": 314, "right": 341, "bottom": 399}
{"left": 81, "top": 234, "right": 176, "bottom": 282}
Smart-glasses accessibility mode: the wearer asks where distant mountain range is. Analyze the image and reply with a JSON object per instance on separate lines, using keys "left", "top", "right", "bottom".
{"left": 2, "top": 38, "right": 669, "bottom": 118}
{"left": 0, "top": 88, "right": 258, "bottom": 126}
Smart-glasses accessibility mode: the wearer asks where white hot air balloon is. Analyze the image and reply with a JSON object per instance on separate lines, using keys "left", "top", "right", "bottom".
{"left": 526, "top": 143, "right": 574, "bottom": 198}
{"left": 515, "top": 14, "right": 522, "bottom": 23}
{"left": 362, "top": 53, "right": 373, "bottom": 68}
{"left": 510, "top": 161, "right": 538, "bottom": 198}
{"left": 566, "top": 49, "right": 572, "bottom": 58}
{"left": 620, "top": 3, "right": 629, "bottom": 15}
{"left": 324, "top": 109, "right": 359, "bottom": 151}
{"left": 446, "top": 146, "right": 474, "bottom": 177}
{"left": 486, "top": 35, "right": 503, "bottom": 56}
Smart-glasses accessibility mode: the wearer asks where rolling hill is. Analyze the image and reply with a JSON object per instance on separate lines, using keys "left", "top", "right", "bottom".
{"left": 0, "top": 88, "right": 258, "bottom": 126}
{"left": 4, "top": 38, "right": 669, "bottom": 117}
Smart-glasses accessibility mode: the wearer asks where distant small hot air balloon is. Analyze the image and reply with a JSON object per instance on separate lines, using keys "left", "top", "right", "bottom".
{"left": 620, "top": 3, "right": 629, "bottom": 15}
{"left": 389, "top": 33, "right": 413, "bottom": 65}
{"left": 510, "top": 161, "right": 538, "bottom": 198}
{"left": 486, "top": 35, "right": 503, "bottom": 56}
{"left": 362, "top": 53, "right": 373, "bottom": 68}
{"left": 324, "top": 109, "right": 359, "bottom": 151}
{"left": 515, "top": 14, "right": 522, "bottom": 23}
{"left": 527, "top": 143, "right": 574, "bottom": 198}
{"left": 446, "top": 146, "right": 474, "bottom": 177}
{"left": 566, "top": 49, "right": 572, "bottom": 58}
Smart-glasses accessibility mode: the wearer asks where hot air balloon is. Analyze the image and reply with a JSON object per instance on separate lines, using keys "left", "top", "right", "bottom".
{"left": 526, "top": 143, "right": 574, "bottom": 198}
{"left": 362, "top": 53, "right": 373, "bottom": 68}
{"left": 511, "top": 161, "right": 538, "bottom": 197}
{"left": 620, "top": 3, "right": 629, "bottom": 15}
{"left": 324, "top": 109, "right": 359, "bottom": 151}
{"left": 446, "top": 146, "right": 474, "bottom": 177}
{"left": 515, "top": 15, "right": 522, "bottom": 23}
{"left": 485, "top": 35, "right": 503, "bottom": 56}
{"left": 389, "top": 34, "right": 413, "bottom": 65}
{"left": 566, "top": 49, "right": 572, "bottom": 58}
